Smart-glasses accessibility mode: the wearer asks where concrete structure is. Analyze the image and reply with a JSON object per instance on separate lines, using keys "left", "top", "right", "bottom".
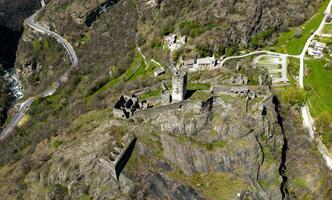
{"left": 164, "top": 34, "right": 187, "bottom": 51}
{"left": 113, "top": 95, "right": 149, "bottom": 119}
{"left": 153, "top": 67, "right": 165, "bottom": 77}
{"left": 172, "top": 71, "right": 187, "bottom": 102}
{"left": 98, "top": 135, "right": 137, "bottom": 180}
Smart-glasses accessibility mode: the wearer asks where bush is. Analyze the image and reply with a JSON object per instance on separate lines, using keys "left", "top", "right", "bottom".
{"left": 179, "top": 21, "right": 204, "bottom": 38}
{"left": 196, "top": 44, "right": 213, "bottom": 57}
{"left": 216, "top": 45, "right": 226, "bottom": 57}
{"left": 250, "top": 27, "right": 277, "bottom": 49}
{"left": 325, "top": 59, "right": 332, "bottom": 71}
{"left": 225, "top": 47, "right": 236, "bottom": 57}
{"left": 150, "top": 39, "right": 162, "bottom": 48}
{"left": 51, "top": 140, "right": 63, "bottom": 149}
{"left": 160, "top": 19, "right": 175, "bottom": 36}
{"left": 316, "top": 112, "right": 332, "bottom": 135}
{"left": 281, "top": 86, "right": 306, "bottom": 106}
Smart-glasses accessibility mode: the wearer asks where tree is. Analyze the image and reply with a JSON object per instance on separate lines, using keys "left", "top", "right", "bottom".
{"left": 179, "top": 21, "right": 204, "bottom": 38}
{"left": 216, "top": 45, "right": 226, "bottom": 57}
{"left": 196, "top": 44, "right": 213, "bottom": 57}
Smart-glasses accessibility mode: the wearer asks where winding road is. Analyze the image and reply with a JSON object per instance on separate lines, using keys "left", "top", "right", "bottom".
{"left": 0, "top": 1, "right": 78, "bottom": 140}
{"left": 1, "top": 0, "right": 332, "bottom": 170}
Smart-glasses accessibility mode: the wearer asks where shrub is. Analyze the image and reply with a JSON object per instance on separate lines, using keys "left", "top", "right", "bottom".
{"left": 179, "top": 21, "right": 204, "bottom": 38}
{"left": 150, "top": 39, "right": 162, "bottom": 48}
{"left": 216, "top": 45, "right": 226, "bottom": 57}
{"left": 51, "top": 140, "right": 63, "bottom": 149}
{"left": 225, "top": 47, "right": 236, "bottom": 57}
{"left": 196, "top": 44, "right": 213, "bottom": 57}
{"left": 281, "top": 86, "right": 306, "bottom": 106}
{"left": 250, "top": 27, "right": 277, "bottom": 49}
{"left": 160, "top": 20, "right": 175, "bottom": 36}
{"left": 325, "top": 59, "right": 332, "bottom": 71}
{"left": 316, "top": 112, "right": 332, "bottom": 135}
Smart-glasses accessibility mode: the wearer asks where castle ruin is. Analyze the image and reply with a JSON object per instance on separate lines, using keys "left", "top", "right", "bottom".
{"left": 113, "top": 95, "right": 149, "bottom": 119}
{"left": 171, "top": 71, "right": 187, "bottom": 102}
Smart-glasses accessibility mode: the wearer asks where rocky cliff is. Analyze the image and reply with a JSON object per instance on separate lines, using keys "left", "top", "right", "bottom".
{"left": 1, "top": 0, "right": 332, "bottom": 199}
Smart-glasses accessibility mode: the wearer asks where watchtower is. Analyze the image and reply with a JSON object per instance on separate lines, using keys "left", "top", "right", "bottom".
{"left": 172, "top": 71, "right": 187, "bottom": 102}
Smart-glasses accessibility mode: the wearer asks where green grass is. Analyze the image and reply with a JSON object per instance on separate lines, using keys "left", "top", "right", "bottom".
{"left": 287, "top": 57, "right": 300, "bottom": 84}
{"left": 271, "top": 0, "right": 329, "bottom": 55}
{"left": 77, "top": 195, "right": 93, "bottom": 200}
{"left": 189, "top": 90, "right": 212, "bottom": 101}
{"left": 86, "top": 52, "right": 159, "bottom": 100}
{"left": 168, "top": 171, "right": 249, "bottom": 200}
{"left": 293, "top": 178, "right": 308, "bottom": 188}
{"left": 187, "top": 82, "right": 211, "bottom": 90}
{"left": 305, "top": 59, "right": 332, "bottom": 116}
{"left": 305, "top": 59, "right": 332, "bottom": 147}
{"left": 139, "top": 89, "right": 161, "bottom": 100}
{"left": 96, "top": 53, "right": 145, "bottom": 93}
{"left": 322, "top": 23, "right": 332, "bottom": 34}
{"left": 70, "top": 108, "right": 113, "bottom": 133}
{"left": 78, "top": 33, "right": 91, "bottom": 45}
{"left": 204, "top": 140, "right": 227, "bottom": 151}
{"left": 51, "top": 140, "right": 63, "bottom": 149}
{"left": 175, "top": 134, "right": 227, "bottom": 152}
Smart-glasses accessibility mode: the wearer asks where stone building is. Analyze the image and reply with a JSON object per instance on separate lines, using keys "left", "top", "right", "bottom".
{"left": 172, "top": 71, "right": 187, "bottom": 102}
{"left": 164, "top": 34, "right": 187, "bottom": 51}
{"left": 113, "top": 95, "right": 148, "bottom": 119}
{"left": 196, "top": 55, "right": 217, "bottom": 70}
{"left": 179, "top": 55, "right": 217, "bottom": 72}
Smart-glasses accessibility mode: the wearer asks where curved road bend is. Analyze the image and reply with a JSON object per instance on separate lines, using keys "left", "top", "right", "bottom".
{"left": 0, "top": 2, "right": 78, "bottom": 141}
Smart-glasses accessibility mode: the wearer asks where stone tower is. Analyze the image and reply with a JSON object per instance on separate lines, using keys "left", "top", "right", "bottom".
{"left": 172, "top": 71, "right": 187, "bottom": 102}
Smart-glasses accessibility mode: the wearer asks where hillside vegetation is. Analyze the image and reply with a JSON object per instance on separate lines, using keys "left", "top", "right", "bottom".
{"left": 1, "top": 0, "right": 332, "bottom": 199}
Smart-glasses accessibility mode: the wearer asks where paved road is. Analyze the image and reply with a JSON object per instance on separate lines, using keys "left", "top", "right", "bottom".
{"left": 0, "top": 97, "right": 35, "bottom": 140}
{"left": 216, "top": 0, "right": 332, "bottom": 169}
{"left": 299, "top": 0, "right": 332, "bottom": 169}
{"left": 0, "top": 1, "right": 78, "bottom": 141}
{"left": 28, "top": 13, "right": 78, "bottom": 67}
{"left": 218, "top": 50, "right": 299, "bottom": 69}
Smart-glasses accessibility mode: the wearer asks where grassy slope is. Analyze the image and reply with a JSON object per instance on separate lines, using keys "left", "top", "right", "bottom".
{"left": 305, "top": 59, "right": 332, "bottom": 116}
{"left": 169, "top": 171, "right": 248, "bottom": 200}
{"left": 305, "top": 59, "right": 332, "bottom": 146}
{"left": 271, "top": 0, "right": 329, "bottom": 55}
{"left": 322, "top": 23, "right": 332, "bottom": 34}
{"left": 85, "top": 52, "right": 160, "bottom": 101}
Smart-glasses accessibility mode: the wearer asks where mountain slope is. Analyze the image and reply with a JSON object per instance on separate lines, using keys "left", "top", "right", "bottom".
{"left": 0, "top": 0, "right": 331, "bottom": 199}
